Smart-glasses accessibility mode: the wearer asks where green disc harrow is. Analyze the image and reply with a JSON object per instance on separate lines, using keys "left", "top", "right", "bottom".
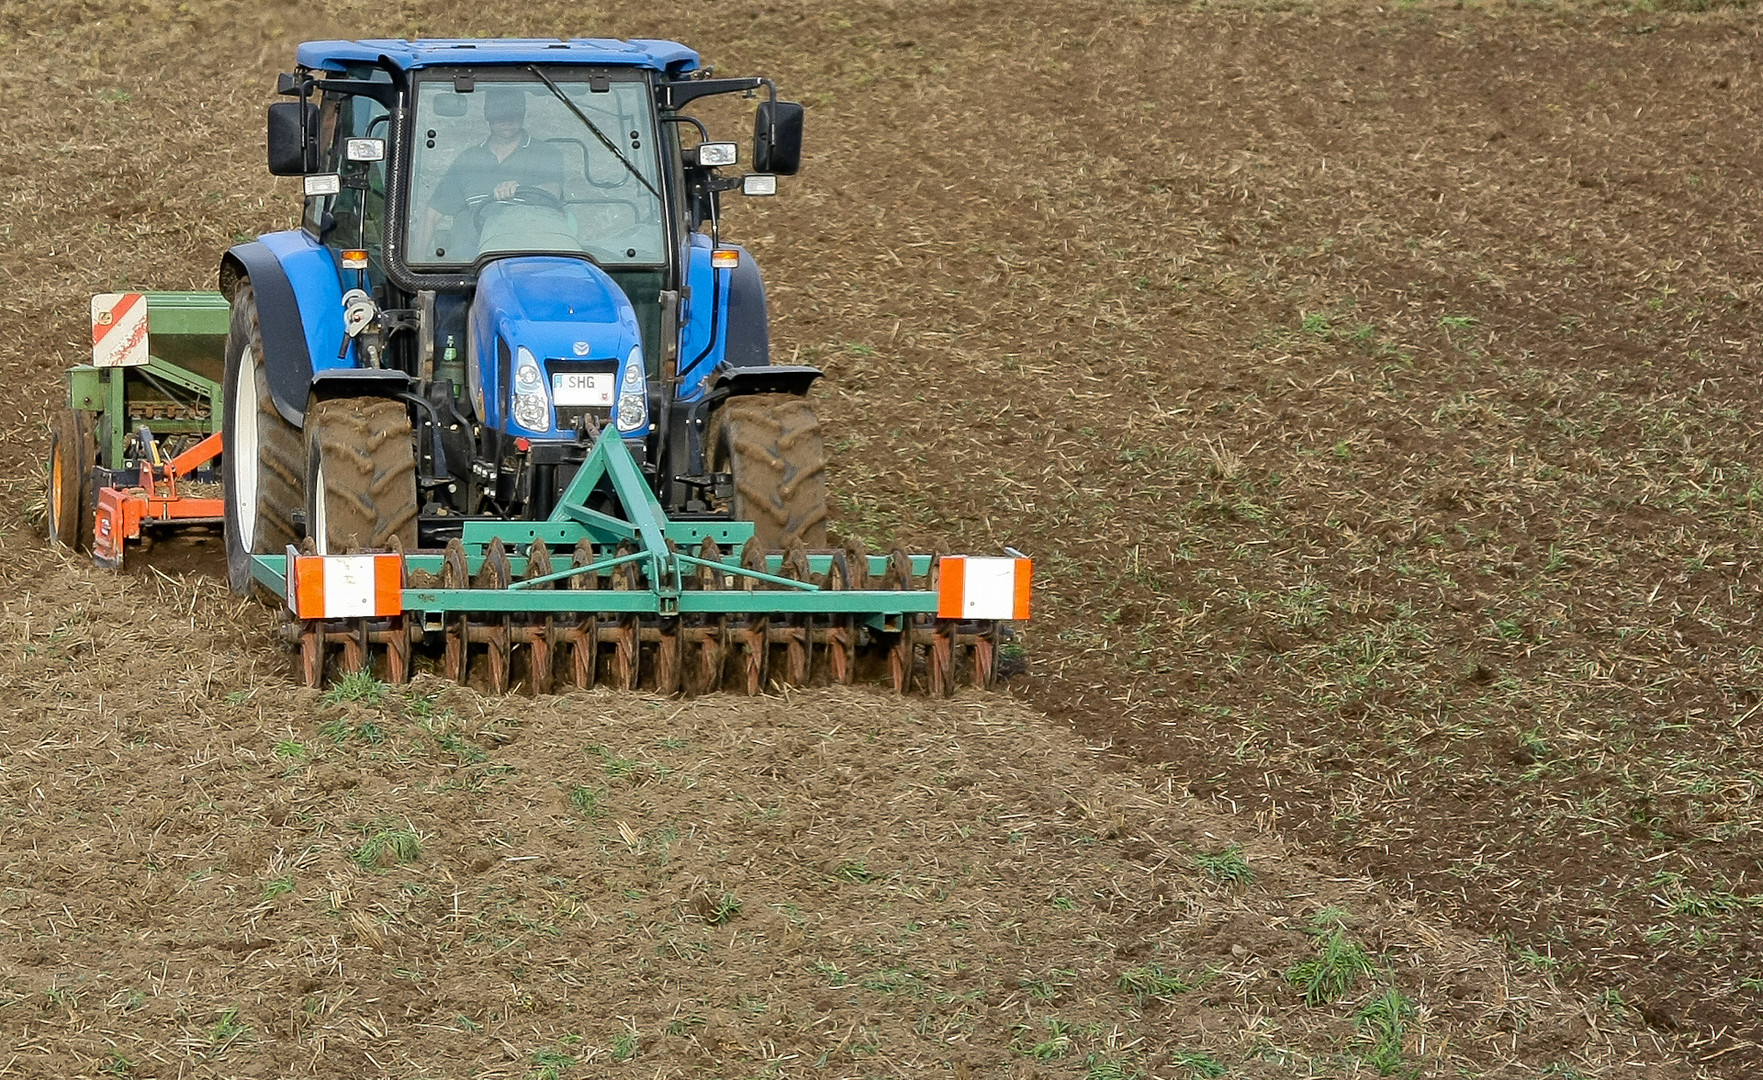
{"left": 251, "top": 430, "right": 1029, "bottom": 696}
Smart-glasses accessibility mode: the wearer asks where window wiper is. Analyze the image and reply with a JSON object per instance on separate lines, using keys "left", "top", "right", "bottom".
{"left": 527, "top": 65, "right": 662, "bottom": 202}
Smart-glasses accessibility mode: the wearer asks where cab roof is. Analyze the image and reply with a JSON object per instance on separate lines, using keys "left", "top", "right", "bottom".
{"left": 295, "top": 39, "right": 702, "bottom": 77}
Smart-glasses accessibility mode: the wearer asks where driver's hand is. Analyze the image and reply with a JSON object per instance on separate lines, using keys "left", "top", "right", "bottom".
{"left": 494, "top": 181, "right": 518, "bottom": 201}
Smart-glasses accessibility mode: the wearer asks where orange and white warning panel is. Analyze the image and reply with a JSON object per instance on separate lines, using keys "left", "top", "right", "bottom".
{"left": 936, "top": 556, "right": 1032, "bottom": 620}
{"left": 289, "top": 553, "right": 404, "bottom": 620}
{"left": 91, "top": 292, "right": 151, "bottom": 368}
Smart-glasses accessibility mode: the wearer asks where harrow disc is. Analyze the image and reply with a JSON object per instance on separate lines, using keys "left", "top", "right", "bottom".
{"left": 970, "top": 621, "right": 1000, "bottom": 689}
{"left": 341, "top": 618, "right": 369, "bottom": 676}
{"left": 735, "top": 538, "right": 769, "bottom": 695}
{"left": 567, "top": 539, "right": 600, "bottom": 690}
{"left": 882, "top": 548, "right": 916, "bottom": 694}
{"left": 384, "top": 536, "right": 412, "bottom": 685}
{"left": 779, "top": 544, "right": 813, "bottom": 686}
{"left": 478, "top": 538, "right": 513, "bottom": 694}
{"left": 299, "top": 622, "right": 324, "bottom": 687}
{"left": 685, "top": 537, "right": 726, "bottom": 696}
{"left": 820, "top": 545, "right": 858, "bottom": 686}
{"left": 440, "top": 538, "right": 471, "bottom": 682}
{"left": 609, "top": 540, "right": 641, "bottom": 692}
{"left": 524, "top": 538, "right": 556, "bottom": 695}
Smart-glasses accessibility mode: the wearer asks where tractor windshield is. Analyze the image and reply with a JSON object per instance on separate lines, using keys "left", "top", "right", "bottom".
{"left": 406, "top": 72, "right": 666, "bottom": 269}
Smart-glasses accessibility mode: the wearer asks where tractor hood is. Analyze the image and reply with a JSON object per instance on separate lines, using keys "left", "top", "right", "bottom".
{"left": 467, "top": 256, "right": 646, "bottom": 437}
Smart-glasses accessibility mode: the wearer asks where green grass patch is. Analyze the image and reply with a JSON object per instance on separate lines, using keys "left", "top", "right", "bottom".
{"left": 1117, "top": 964, "right": 1203, "bottom": 1000}
{"left": 1354, "top": 987, "right": 1415, "bottom": 1075}
{"left": 1285, "top": 929, "right": 1376, "bottom": 1006}
{"left": 1192, "top": 843, "right": 1255, "bottom": 885}
{"left": 320, "top": 668, "right": 388, "bottom": 707}
{"left": 351, "top": 825, "right": 423, "bottom": 868}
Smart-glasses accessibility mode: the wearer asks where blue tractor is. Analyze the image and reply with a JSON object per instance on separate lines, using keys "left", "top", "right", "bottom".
{"left": 222, "top": 38, "right": 820, "bottom": 592}
{"left": 199, "top": 37, "right": 1027, "bottom": 695}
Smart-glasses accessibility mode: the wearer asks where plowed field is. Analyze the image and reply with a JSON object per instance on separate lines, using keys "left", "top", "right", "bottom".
{"left": 1, "top": 1, "right": 1759, "bottom": 1077}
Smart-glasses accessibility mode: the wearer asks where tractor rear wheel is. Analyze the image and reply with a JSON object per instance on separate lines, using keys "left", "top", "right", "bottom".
{"left": 304, "top": 397, "right": 418, "bottom": 554}
{"left": 710, "top": 393, "right": 828, "bottom": 550}
{"left": 46, "top": 408, "right": 96, "bottom": 551}
{"left": 222, "top": 283, "right": 303, "bottom": 594}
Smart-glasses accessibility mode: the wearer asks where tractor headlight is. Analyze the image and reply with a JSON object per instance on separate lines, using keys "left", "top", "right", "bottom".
{"left": 511, "top": 346, "right": 552, "bottom": 433}
{"left": 614, "top": 346, "right": 647, "bottom": 433}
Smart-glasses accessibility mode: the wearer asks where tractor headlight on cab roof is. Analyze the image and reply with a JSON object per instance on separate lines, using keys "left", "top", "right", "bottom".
{"left": 614, "top": 346, "right": 647, "bottom": 434}
{"left": 696, "top": 142, "right": 738, "bottom": 167}
{"left": 511, "top": 346, "right": 552, "bottom": 433}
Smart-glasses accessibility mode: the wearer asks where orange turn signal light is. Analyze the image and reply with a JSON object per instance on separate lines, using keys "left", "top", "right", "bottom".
{"left": 341, "top": 249, "right": 369, "bottom": 269}
{"left": 711, "top": 248, "right": 740, "bottom": 270}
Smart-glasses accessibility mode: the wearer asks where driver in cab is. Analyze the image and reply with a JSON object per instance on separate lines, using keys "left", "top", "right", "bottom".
{"left": 415, "top": 87, "right": 568, "bottom": 260}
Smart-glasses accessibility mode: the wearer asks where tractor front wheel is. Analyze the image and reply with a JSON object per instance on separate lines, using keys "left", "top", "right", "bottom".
{"left": 46, "top": 408, "right": 96, "bottom": 551}
{"left": 304, "top": 396, "right": 419, "bottom": 555}
{"left": 222, "top": 283, "right": 304, "bottom": 594}
{"left": 709, "top": 393, "right": 829, "bottom": 551}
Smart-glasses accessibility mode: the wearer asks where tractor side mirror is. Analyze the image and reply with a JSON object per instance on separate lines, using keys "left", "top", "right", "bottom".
{"left": 753, "top": 100, "right": 803, "bottom": 176}
{"left": 267, "top": 101, "right": 319, "bottom": 176}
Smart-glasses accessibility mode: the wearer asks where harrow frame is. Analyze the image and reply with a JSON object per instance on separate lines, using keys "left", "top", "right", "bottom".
{"left": 251, "top": 430, "right": 1029, "bottom": 696}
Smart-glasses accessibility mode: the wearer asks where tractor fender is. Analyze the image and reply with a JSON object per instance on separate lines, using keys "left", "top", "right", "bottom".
{"left": 680, "top": 363, "right": 822, "bottom": 480}
{"left": 219, "top": 232, "right": 349, "bottom": 426}
{"left": 711, "top": 363, "right": 822, "bottom": 398}
{"left": 308, "top": 369, "right": 412, "bottom": 403}
{"left": 678, "top": 241, "right": 768, "bottom": 396}
{"left": 722, "top": 248, "right": 769, "bottom": 369}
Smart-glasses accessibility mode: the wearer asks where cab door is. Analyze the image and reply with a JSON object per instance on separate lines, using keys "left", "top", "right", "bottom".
{"left": 305, "top": 87, "right": 393, "bottom": 293}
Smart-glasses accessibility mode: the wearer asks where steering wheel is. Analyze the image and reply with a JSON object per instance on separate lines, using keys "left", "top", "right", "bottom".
{"left": 466, "top": 186, "right": 568, "bottom": 224}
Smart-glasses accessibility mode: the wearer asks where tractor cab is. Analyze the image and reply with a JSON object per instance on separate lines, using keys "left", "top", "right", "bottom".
{"left": 247, "top": 40, "right": 806, "bottom": 530}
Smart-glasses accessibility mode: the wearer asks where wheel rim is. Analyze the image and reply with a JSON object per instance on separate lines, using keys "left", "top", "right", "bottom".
{"left": 47, "top": 443, "right": 64, "bottom": 534}
{"left": 231, "top": 344, "right": 260, "bottom": 546}
{"left": 311, "top": 454, "right": 329, "bottom": 554}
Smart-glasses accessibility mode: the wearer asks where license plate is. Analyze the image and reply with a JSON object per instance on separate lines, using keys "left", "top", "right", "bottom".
{"left": 552, "top": 371, "right": 614, "bottom": 407}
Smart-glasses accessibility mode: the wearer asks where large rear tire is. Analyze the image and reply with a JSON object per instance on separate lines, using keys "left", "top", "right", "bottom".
{"left": 222, "top": 283, "right": 304, "bottom": 594}
{"left": 46, "top": 408, "right": 96, "bottom": 551}
{"left": 709, "top": 393, "right": 829, "bottom": 550}
{"left": 305, "top": 396, "right": 418, "bottom": 554}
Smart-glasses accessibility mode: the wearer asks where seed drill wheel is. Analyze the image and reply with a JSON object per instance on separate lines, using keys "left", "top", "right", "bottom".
{"left": 567, "top": 539, "right": 601, "bottom": 689}
{"left": 440, "top": 539, "right": 472, "bottom": 682}
{"left": 222, "top": 282, "right": 303, "bottom": 594}
{"left": 882, "top": 549, "right": 917, "bottom": 694}
{"left": 710, "top": 393, "right": 829, "bottom": 550}
{"left": 478, "top": 538, "right": 514, "bottom": 694}
{"left": 524, "top": 539, "right": 556, "bottom": 695}
{"left": 47, "top": 409, "right": 97, "bottom": 551}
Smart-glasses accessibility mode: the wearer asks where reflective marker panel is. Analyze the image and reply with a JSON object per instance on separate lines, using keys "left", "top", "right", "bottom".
{"left": 291, "top": 554, "right": 403, "bottom": 619}
{"left": 936, "top": 556, "right": 1032, "bottom": 620}
{"left": 91, "top": 293, "right": 150, "bottom": 368}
